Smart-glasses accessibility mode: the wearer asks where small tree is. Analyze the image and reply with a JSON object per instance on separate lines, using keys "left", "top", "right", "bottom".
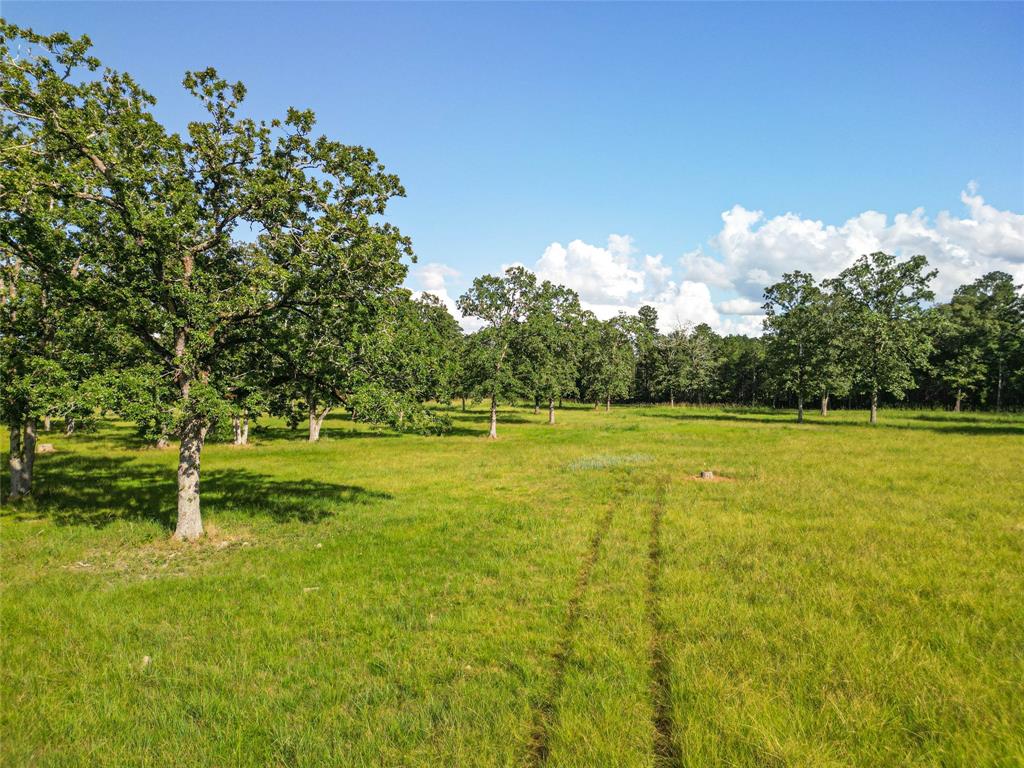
{"left": 579, "top": 314, "right": 635, "bottom": 411}
{"left": 825, "top": 252, "right": 936, "bottom": 424}
{"left": 632, "top": 305, "right": 663, "bottom": 404}
{"left": 763, "top": 271, "right": 823, "bottom": 423}
{"left": 686, "top": 323, "right": 722, "bottom": 405}
{"left": 517, "top": 281, "right": 584, "bottom": 424}
{"left": 457, "top": 267, "right": 536, "bottom": 438}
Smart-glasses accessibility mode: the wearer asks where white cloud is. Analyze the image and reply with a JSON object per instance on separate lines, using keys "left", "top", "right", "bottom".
{"left": 717, "top": 297, "right": 763, "bottom": 315}
{"left": 683, "top": 185, "right": 1024, "bottom": 299}
{"left": 411, "top": 262, "right": 484, "bottom": 332}
{"left": 535, "top": 235, "right": 647, "bottom": 304}
{"left": 415, "top": 185, "right": 1022, "bottom": 339}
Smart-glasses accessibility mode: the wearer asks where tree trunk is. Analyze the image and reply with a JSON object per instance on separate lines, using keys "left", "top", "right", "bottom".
{"left": 820, "top": 392, "right": 829, "bottom": 417}
{"left": 797, "top": 394, "right": 804, "bottom": 423}
{"left": 242, "top": 414, "right": 249, "bottom": 445}
{"left": 155, "top": 437, "right": 170, "bottom": 450}
{"left": 7, "top": 421, "right": 23, "bottom": 501}
{"left": 232, "top": 415, "right": 243, "bottom": 445}
{"left": 64, "top": 417, "right": 75, "bottom": 435}
{"left": 670, "top": 390, "right": 675, "bottom": 408}
{"left": 954, "top": 390, "right": 962, "bottom": 413}
{"left": 174, "top": 416, "right": 207, "bottom": 540}
{"left": 548, "top": 397, "right": 555, "bottom": 425}
{"left": 43, "top": 415, "right": 51, "bottom": 431}
{"left": 533, "top": 397, "right": 539, "bottom": 416}
{"left": 22, "top": 418, "right": 35, "bottom": 496}
{"left": 461, "top": 397, "right": 466, "bottom": 412}
{"left": 996, "top": 361, "right": 1004, "bottom": 411}
{"left": 488, "top": 393, "right": 498, "bottom": 439}
{"left": 870, "top": 389, "right": 878, "bottom": 425}
{"left": 309, "top": 404, "right": 329, "bottom": 442}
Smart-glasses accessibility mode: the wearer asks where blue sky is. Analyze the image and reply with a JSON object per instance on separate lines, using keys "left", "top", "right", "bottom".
{"left": 7, "top": 2, "right": 1024, "bottom": 332}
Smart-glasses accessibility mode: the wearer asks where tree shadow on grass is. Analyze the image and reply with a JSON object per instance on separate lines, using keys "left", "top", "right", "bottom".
{"left": 641, "top": 409, "right": 1024, "bottom": 436}
{"left": 5, "top": 453, "right": 391, "bottom": 530}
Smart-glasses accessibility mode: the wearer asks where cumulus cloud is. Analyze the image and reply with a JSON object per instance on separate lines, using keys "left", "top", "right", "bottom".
{"left": 414, "top": 185, "right": 1021, "bottom": 339}
{"left": 411, "top": 262, "right": 484, "bottom": 332}
{"left": 716, "top": 297, "right": 763, "bottom": 315}
{"left": 683, "top": 184, "right": 1024, "bottom": 299}
{"left": 535, "top": 234, "right": 647, "bottom": 305}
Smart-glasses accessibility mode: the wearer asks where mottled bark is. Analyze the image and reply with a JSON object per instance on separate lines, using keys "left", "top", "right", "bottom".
{"left": 174, "top": 417, "right": 207, "bottom": 540}
{"left": 7, "top": 422, "right": 23, "bottom": 500}
{"left": 22, "top": 419, "right": 35, "bottom": 496}
{"left": 488, "top": 393, "right": 498, "bottom": 439}
{"left": 64, "top": 417, "right": 75, "bottom": 435}
{"left": 954, "top": 390, "right": 962, "bottom": 413}
{"left": 232, "top": 414, "right": 250, "bottom": 445}
{"left": 820, "top": 392, "right": 829, "bottom": 417}
{"left": 309, "top": 403, "right": 329, "bottom": 442}
{"left": 43, "top": 415, "right": 51, "bottom": 431}
{"left": 548, "top": 397, "right": 555, "bottom": 425}
{"left": 870, "top": 389, "right": 879, "bottom": 425}
{"left": 797, "top": 394, "right": 804, "bottom": 423}
{"left": 605, "top": 395, "right": 611, "bottom": 412}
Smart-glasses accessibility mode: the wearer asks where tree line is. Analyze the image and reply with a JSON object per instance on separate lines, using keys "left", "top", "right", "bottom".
{"left": 3, "top": 23, "right": 1023, "bottom": 539}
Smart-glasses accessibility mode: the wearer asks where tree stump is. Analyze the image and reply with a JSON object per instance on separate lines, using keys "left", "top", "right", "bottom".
{"left": 37, "top": 443, "right": 56, "bottom": 454}
{"left": 699, "top": 470, "right": 714, "bottom": 480}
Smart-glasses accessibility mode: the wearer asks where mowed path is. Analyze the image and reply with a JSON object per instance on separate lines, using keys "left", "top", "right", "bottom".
{"left": 525, "top": 469, "right": 684, "bottom": 768}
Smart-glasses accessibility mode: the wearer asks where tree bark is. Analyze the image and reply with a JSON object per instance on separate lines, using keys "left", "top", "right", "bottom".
{"left": 43, "top": 416, "right": 51, "bottom": 432}
{"left": 820, "top": 392, "right": 829, "bottom": 417}
{"left": 22, "top": 418, "right": 35, "bottom": 496}
{"left": 461, "top": 396, "right": 466, "bottom": 412}
{"left": 488, "top": 393, "right": 498, "bottom": 439}
{"left": 232, "top": 415, "right": 243, "bottom": 445}
{"left": 870, "top": 389, "right": 878, "bottom": 425}
{"left": 797, "top": 394, "right": 804, "bottom": 423}
{"left": 954, "top": 390, "right": 962, "bottom": 413}
{"left": 605, "top": 395, "right": 611, "bottom": 412}
{"left": 7, "top": 421, "right": 23, "bottom": 501}
{"left": 64, "top": 417, "right": 75, "bottom": 435}
{"left": 548, "top": 397, "right": 555, "bottom": 425}
{"left": 174, "top": 417, "right": 207, "bottom": 540}
{"left": 670, "top": 390, "right": 675, "bottom": 408}
{"left": 242, "top": 414, "right": 249, "bottom": 445}
{"left": 309, "top": 403, "right": 329, "bottom": 442}
{"left": 533, "top": 397, "right": 539, "bottom": 416}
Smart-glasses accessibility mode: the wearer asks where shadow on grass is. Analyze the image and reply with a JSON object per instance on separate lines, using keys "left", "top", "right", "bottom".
{"left": 5, "top": 452, "right": 391, "bottom": 530}
{"left": 642, "top": 409, "right": 1024, "bottom": 436}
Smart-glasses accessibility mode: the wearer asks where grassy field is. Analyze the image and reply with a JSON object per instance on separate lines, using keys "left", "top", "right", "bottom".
{"left": 2, "top": 405, "right": 1023, "bottom": 767}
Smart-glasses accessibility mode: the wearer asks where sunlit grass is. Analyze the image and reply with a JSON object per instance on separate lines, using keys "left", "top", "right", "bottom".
{"left": 2, "top": 404, "right": 1022, "bottom": 766}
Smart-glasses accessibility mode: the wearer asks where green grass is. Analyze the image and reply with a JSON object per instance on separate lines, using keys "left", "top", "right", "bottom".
{"left": 2, "top": 405, "right": 1023, "bottom": 767}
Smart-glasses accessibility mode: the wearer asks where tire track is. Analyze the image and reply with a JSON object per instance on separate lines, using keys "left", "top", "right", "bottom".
{"left": 647, "top": 478, "right": 682, "bottom": 767}
{"left": 526, "top": 501, "right": 616, "bottom": 766}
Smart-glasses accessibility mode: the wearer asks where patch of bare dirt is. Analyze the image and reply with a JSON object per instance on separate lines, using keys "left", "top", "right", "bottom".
{"left": 687, "top": 472, "right": 736, "bottom": 483}
{"left": 65, "top": 524, "right": 255, "bottom": 580}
